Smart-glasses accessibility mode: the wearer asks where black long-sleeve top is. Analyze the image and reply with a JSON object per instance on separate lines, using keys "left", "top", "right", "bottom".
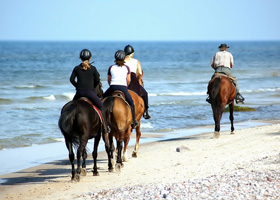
{"left": 70, "top": 64, "right": 100, "bottom": 90}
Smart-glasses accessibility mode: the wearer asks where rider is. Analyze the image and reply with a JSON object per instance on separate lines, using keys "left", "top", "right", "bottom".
{"left": 70, "top": 49, "right": 110, "bottom": 134}
{"left": 103, "top": 50, "right": 139, "bottom": 129}
{"left": 206, "top": 43, "right": 245, "bottom": 104}
{"left": 124, "top": 45, "right": 151, "bottom": 119}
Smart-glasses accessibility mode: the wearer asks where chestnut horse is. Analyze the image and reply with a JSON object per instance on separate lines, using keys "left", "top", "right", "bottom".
{"left": 129, "top": 70, "right": 145, "bottom": 157}
{"left": 102, "top": 92, "right": 132, "bottom": 172}
{"left": 207, "top": 73, "right": 236, "bottom": 138}
{"left": 58, "top": 83, "right": 109, "bottom": 181}
{"left": 129, "top": 90, "right": 145, "bottom": 158}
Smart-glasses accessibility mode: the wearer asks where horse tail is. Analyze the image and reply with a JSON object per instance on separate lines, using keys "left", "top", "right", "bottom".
{"left": 211, "top": 77, "right": 221, "bottom": 100}
{"left": 103, "top": 96, "right": 114, "bottom": 124}
{"left": 58, "top": 103, "right": 79, "bottom": 148}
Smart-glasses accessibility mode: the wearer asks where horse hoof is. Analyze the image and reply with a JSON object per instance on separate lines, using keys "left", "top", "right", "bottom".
{"left": 213, "top": 131, "right": 220, "bottom": 138}
{"left": 115, "top": 163, "right": 122, "bottom": 173}
{"left": 92, "top": 171, "right": 99, "bottom": 176}
{"left": 122, "top": 157, "right": 128, "bottom": 162}
{"left": 72, "top": 174, "right": 80, "bottom": 182}
{"left": 108, "top": 168, "right": 114, "bottom": 172}
{"left": 81, "top": 168, "right": 87, "bottom": 176}
{"left": 132, "top": 151, "right": 138, "bottom": 158}
{"left": 231, "top": 131, "right": 235, "bottom": 135}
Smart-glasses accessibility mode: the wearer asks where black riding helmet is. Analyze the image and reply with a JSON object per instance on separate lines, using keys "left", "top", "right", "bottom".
{"left": 80, "top": 49, "right": 92, "bottom": 61}
{"left": 115, "top": 50, "right": 126, "bottom": 61}
{"left": 124, "top": 45, "right": 134, "bottom": 55}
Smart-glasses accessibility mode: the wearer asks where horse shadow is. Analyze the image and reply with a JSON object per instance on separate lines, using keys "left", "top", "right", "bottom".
{"left": 0, "top": 157, "right": 108, "bottom": 186}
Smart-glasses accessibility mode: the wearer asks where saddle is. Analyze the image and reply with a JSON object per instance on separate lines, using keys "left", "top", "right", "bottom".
{"left": 112, "top": 90, "right": 130, "bottom": 107}
{"left": 208, "top": 73, "right": 236, "bottom": 86}
{"left": 213, "top": 73, "right": 236, "bottom": 81}
{"left": 79, "top": 97, "right": 103, "bottom": 123}
{"left": 207, "top": 73, "right": 236, "bottom": 95}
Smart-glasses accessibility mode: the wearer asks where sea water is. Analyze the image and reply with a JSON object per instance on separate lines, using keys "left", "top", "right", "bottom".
{"left": 0, "top": 41, "right": 280, "bottom": 175}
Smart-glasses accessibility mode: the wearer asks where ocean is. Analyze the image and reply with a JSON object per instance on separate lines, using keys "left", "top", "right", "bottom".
{"left": 0, "top": 41, "right": 280, "bottom": 175}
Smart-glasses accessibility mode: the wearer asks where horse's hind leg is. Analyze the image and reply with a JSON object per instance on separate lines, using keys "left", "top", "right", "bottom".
{"left": 132, "top": 125, "right": 141, "bottom": 158}
{"left": 75, "top": 139, "right": 87, "bottom": 182}
{"left": 123, "top": 134, "right": 131, "bottom": 162}
{"left": 229, "top": 103, "right": 235, "bottom": 134}
{"left": 81, "top": 148, "right": 87, "bottom": 176}
{"left": 65, "top": 139, "right": 75, "bottom": 180}
{"left": 115, "top": 138, "right": 124, "bottom": 172}
{"left": 212, "top": 106, "right": 223, "bottom": 138}
{"left": 92, "top": 131, "right": 101, "bottom": 176}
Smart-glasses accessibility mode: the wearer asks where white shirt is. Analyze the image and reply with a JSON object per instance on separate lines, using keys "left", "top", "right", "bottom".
{"left": 108, "top": 64, "right": 130, "bottom": 86}
{"left": 125, "top": 58, "right": 138, "bottom": 73}
{"left": 211, "top": 51, "right": 234, "bottom": 68}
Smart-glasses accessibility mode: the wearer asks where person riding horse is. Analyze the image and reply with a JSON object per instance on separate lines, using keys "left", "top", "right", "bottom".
{"left": 124, "top": 45, "right": 151, "bottom": 119}
{"left": 103, "top": 50, "right": 139, "bottom": 129}
{"left": 206, "top": 43, "right": 245, "bottom": 104}
{"left": 70, "top": 49, "right": 110, "bottom": 134}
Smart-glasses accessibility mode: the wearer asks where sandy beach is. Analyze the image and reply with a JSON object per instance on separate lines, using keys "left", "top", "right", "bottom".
{"left": 0, "top": 121, "right": 280, "bottom": 199}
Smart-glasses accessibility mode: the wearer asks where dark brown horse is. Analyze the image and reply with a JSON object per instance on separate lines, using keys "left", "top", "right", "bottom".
{"left": 58, "top": 83, "right": 109, "bottom": 181}
{"left": 102, "top": 92, "right": 132, "bottom": 172}
{"left": 207, "top": 73, "right": 236, "bottom": 138}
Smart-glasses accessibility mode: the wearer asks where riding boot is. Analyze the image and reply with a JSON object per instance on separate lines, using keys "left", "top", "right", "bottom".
{"left": 101, "top": 109, "right": 110, "bottom": 134}
{"left": 131, "top": 106, "right": 138, "bottom": 129}
{"left": 143, "top": 109, "right": 151, "bottom": 119}
{"left": 206, "top": 96, "right": 211, "bottom": 104}
{"left": 235, "top": 93, "right": 245, "bottom": 104}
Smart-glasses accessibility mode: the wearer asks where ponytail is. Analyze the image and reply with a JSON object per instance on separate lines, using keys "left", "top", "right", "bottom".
{"left": 81, "top": 60, "right": 91, "bottom": 70}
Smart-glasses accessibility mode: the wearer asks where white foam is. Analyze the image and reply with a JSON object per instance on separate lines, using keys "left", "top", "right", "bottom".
{"left": 62, "top": 92, "right": 75, "bottom": 100}
{"left": 141, "top": 122, "right": 153, "bottom": 129}
{"left": 43, "top": 95, "right": 56, "bottom": 100}
{"left": 244, "top": 87, "right": 280, "bottom": 93}
{"left": 15, "top": 85, "right": 36, "bottom": 88}
{"left": 150, "top": 92, "right": 205, "bottom": 97}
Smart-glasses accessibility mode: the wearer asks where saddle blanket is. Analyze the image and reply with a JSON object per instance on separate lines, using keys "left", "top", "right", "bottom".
{"left": 79, "top": 97, "right": 103, "bottom": 123}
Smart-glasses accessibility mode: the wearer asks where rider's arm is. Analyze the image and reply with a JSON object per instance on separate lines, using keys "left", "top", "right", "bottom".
{"left": 210, "top": 56, "right": 216, "bottom": 70}
{"left": 230, "top": 54, "right": 234, "bottom": 68}
{"left": 126, "top": 73, "right": 131, "bottom": 86}
{"left": 70, "top": 68, "right": 77, "bottom": 87}
{"left": 136, "top": 60, "right": 143, "bottom": 75}
{"left": 107, "top": 75, "right": 111, "bottom": 85}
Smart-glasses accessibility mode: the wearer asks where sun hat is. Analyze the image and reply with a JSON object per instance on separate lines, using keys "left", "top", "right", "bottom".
{"left": 218, "top": 44, "right": 229, "bottom": 50}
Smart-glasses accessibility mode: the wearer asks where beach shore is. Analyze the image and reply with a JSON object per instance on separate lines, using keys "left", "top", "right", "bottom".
{"left": 1, "top": 121, "right": 280, "bottom": 199}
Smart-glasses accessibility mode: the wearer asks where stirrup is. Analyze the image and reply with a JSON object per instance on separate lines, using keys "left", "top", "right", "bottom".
{"left": 235, "top": 94, "right": 245, "bottom": 104}
{"left": 143, "top": 111, "right": 151, "bottom": 119}
{"left": 131, "top": 120, "right": 138, "bottom": 129}
{"left": 103, "top": 125, "right": 111, "bottom": 134}
{"left": 206, "top": 96, "right": 211, "bottom": 104}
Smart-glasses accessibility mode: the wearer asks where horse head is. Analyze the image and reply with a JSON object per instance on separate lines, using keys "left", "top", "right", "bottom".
{"left": 94, "top": 82, "right": 103, "bottom": 98}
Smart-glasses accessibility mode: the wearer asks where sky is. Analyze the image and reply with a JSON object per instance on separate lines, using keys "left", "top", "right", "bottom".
{"left": 0, "top": 0, "right": 280, "bottom": 41}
